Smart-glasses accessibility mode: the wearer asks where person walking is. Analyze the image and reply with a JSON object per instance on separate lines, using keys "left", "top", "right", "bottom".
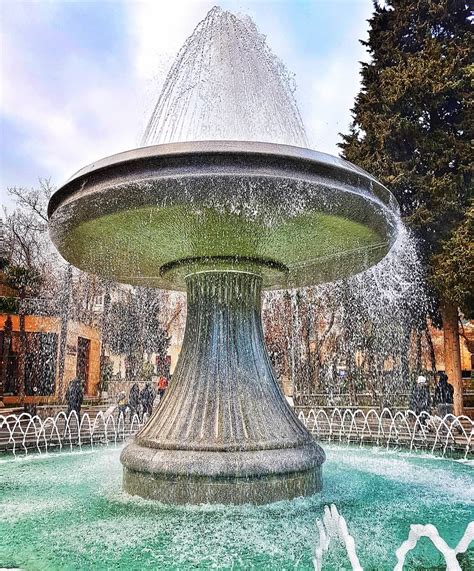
{"left": 140, "top": 383, "right": 154, "bottom": 418}
{"left": 410, "top": 375, "right": 431, "bottom": 427}
{"left": 148, "top": 382, "right": 157, "bottom": 412}
{"left": 157, "top": 375, "right": 169, "bottom": 401}
{"left": 116, "top": 390, "right": 128, "bottom": 421}
{"left": 433, "top": 372, "right": 454, "bottom": 418}
{"left": 66, "top": 377, "right": 84, "bottom": 418}
{"left": 129, "top": 383, "right": 140, "bottom": 421}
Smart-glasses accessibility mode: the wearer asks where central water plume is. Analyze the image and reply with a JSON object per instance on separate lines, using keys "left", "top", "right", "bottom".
{"left": 142, "top": 6, "right": 308, "bottom": 147}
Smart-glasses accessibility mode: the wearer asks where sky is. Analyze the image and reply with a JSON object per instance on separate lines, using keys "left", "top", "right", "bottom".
{"left": 0, "top": 0, "right": 374, "bottom": 208}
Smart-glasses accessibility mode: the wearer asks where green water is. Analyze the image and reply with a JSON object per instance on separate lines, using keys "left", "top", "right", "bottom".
{"left": 0, "top": 445, "right": 472, "bottom": 570}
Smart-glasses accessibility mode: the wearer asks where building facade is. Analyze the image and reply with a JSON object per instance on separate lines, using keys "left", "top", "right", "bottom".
{"left": 0, "top": 312, "right": 101, "bottom": 408}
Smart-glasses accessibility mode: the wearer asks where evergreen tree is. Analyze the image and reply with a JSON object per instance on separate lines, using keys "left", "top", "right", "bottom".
{"left": 340, "top": 0, "right": 472, "bottom": 413}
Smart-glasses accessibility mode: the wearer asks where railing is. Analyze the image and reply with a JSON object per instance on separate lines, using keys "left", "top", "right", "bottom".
{"left": 294, "top": 388, "right": 474, "bottom": 409}
{"left": 298, "top": 407, "right": 473, "bottom": 459}
{"left": 294, "top": 393, "right": 411, "bottom": 409}
{"left": 0, "top": 409, "right": 149, "bottom": 456}
{"left": 1, "top": 407, "right": 472, "bottom": 459}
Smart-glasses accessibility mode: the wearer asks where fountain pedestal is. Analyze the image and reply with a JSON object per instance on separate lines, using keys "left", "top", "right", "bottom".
{"left": 121, "top": 268, "right": 324, "bottom": 504}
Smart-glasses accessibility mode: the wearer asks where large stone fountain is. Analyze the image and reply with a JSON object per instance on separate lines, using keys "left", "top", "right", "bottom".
{"left": 48, "top": 140, "right": 399, "bottom": 504}
{"left": 48, "top": 8, "right": 399, "bottom": 504}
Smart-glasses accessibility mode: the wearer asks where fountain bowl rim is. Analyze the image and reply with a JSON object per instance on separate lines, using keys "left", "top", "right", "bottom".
{"left": 47, "top": 139, "right": 399, "bottom": 218}
{"left": 47, "top": 139, "right": 400, "bottom": 290}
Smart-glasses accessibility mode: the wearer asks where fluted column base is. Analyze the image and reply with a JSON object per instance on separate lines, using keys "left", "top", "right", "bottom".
{"left": 122, "top": 441, "right": 323, "bottom": 505}
{"left": 121, "top": 267, "right": 325, "bottom": 504}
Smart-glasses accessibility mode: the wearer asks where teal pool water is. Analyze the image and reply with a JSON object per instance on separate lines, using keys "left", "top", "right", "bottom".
{"left": 0, "top": 444, "right": 472, "bottom": 570}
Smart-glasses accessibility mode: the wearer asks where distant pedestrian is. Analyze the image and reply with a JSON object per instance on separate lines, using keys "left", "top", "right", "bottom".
{"left": 116, "top": 390, "right": 128, "bottom": 420}
{"left": 129, "top": 383, "right": 140, "bottom": 420}
{"left": 157, "top": 375, "right": 169, "bottom": 401}
{"left": 66, "top": 377, "right": 84, "bottom": 418}
{"left": 149, "top": 383, "right": 157, "bottom": 409}
{"left": 410, "top": 375, "right": 431, "bottom": 426}
{"left": 140, "top": 383, "right": 154, "bottom": 418}
{"left": 433, "top": 372, "right": 454, "bottom": 418}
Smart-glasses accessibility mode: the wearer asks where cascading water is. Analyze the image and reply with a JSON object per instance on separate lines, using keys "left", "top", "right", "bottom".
{"left": 142, "top": 6, "right": 308, "bottom": 147}
{"left": 141, "top": 6, "right": 429, "bottom": 410}
{"left": 263, "top": 224, "right": 430, "bottom": 407}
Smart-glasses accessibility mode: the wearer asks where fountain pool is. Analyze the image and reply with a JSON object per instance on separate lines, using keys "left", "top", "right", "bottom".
{"left": 1, "top": 444, "right": 472, "bottom": 570}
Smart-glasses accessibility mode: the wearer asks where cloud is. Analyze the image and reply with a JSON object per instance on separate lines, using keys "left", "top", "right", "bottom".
{"left": 0, "top": 1, "right": 141, "bottom": 196}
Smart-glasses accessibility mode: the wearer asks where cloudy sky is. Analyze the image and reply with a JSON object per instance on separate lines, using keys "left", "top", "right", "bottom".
{"left": 0, "top": 0, "right": 373, "bottom": 206}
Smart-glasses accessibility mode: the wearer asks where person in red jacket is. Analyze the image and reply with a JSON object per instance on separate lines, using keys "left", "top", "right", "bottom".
{"left": 157, "top": 376, "right": 169, "bottom": 401}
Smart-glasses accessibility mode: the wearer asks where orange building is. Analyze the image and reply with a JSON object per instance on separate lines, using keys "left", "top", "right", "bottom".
{"left": 0, "top": 312, "right": 101, "bottom": 407}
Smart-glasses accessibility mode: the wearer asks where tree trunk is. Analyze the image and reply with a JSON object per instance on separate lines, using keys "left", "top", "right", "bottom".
{"left": 100, "top": 285, "right": 111, "bottom": 397}
{"left": 441, "top": 301, "right": 464, "bottom": 416}
{"left": 1, "top": 315, "right": 13, "bottom": 395}
{"left": 400, "top": 328, "right": 411, "bottom": 385}
{"left": 415, "top": 328, "right": 422, "bottom": 371}
{"left": 425, "top": 325, "right": 437, "bottom": 372}
{"left": 347, "top": 351, "right": 357, "bottom": 406}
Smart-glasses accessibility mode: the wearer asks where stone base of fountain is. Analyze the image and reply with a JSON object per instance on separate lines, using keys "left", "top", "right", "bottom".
{"left": 120, "top": 268, "right": 325, "bottom": 504}
{"left": 122, "top": 441, "right": 323, "bottom": 505}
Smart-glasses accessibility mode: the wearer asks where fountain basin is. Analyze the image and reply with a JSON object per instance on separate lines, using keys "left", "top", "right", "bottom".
{"left": 48, "top": 140, "right": 399, "bottom": 290}
{"left": 121, "top": 442, "right": 323, "bottom": 505}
